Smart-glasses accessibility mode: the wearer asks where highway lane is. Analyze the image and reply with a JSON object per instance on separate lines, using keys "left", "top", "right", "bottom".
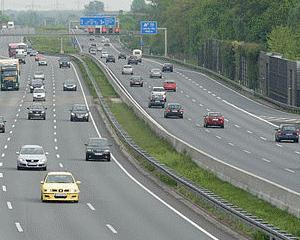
{"left": 0, "top": 37, "right": 236, "bottom": 239}
{"left": 76, "top": 34, "right": 300, "bottom": 193}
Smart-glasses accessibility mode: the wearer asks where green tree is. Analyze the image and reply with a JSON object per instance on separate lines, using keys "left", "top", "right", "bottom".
{"left": 0, "top": 13, "right": 9, "bottom": 23}
{"left": 84, "top": 1, "right": 104, "bottom": 16}
{"left": 131, "top": 0, "right": 148, "bottom": 12}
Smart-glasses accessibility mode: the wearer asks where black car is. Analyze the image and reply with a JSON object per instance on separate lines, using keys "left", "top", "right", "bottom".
{"left": 148, "top": 94, "right": 165, "bottom": 108}
{"left": 0, "top": 116, "right": 6, "bottom": 133}
{"left": 29, "top": 79, "right": 44, "bottom": 93}
{"left": 106, "top": 55, "right": 116, "bottom": 63}
{"left": 70, "top": 104, "right": 89, "bottom": 122}
{"left": 118, "top": 53, "right": 126, "bottom": 60}
{"left": 164, "top": 103, "right": 183, "bottom": 118}
{"left": 130, "top": 76, "right": 143, "bottom": 87}
{"left": 63, "top": 79, "right": 77, "bottom": 91}
{"left": 275, "top": 124, "right": 299, "bottom": 143}
{"left": 162, "top": 63, "right": 174, "bottom": 72}
{"left": 59, "top": 57, "right": 71, "bottom": 68}
{"left": 85, "top": 138, "right": 111, "bottom": 161}
{"left": 27, "top": 104, "right": 47, "bottom": 120}
{"left": 127, "top": 55, "right": 138, "bottom": 65}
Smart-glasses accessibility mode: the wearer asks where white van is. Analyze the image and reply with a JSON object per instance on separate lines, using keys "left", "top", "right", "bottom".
{"left": 132, "top": 49, "right": 142, "bottom": 63}
{"left": 7, "top": 21, "right": 14, "bottom": 29}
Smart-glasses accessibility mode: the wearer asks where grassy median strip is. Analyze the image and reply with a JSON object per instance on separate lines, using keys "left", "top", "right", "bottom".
{"left": 77, "top": 56, "right": 300, "bottom": 238}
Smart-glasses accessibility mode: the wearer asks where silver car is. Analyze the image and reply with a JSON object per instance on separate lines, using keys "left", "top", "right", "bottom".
{"left": 122, "top": 65, "right": 133, "bottom": 75}
{"left": 150, "top": 68, "right": 162, "bottom": 78}
{"left": 34, "top": 71, "right": 45, "bottom": 80}
{"left": 17, "top": 145, "right": 48, "bottom": 170}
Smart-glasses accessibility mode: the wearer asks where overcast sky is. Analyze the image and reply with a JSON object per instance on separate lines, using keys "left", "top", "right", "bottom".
{"left": 3, "top": 0, "right": 132, "bottom": 11}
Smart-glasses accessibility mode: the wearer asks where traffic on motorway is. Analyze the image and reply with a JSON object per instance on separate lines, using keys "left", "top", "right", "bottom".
{"left": 0, "top": 30, "right": 231, "bottom": 240}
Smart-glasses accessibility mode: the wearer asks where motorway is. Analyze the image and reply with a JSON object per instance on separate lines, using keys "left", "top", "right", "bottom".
{"left": 76, "top": 33, "right": 300, "bottom": 194}
{"left": 0, "top": 32, "right": 237, "bottom": 239}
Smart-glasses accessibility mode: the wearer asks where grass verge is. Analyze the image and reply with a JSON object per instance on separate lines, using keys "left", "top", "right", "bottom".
{"left": 77, "top": 55, "right": 300, "bottom": 238}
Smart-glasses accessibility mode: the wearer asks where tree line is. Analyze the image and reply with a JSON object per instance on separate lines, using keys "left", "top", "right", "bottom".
{"left": 126, "top": 0, "right": 300, "bottom": 60}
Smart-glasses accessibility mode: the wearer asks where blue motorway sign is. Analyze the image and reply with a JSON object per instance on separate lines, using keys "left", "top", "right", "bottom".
{"left": 140, "top": 21, "right": 157, "bottom": 34}
{"left": 80, "top": 17, "right": 116, "bottom": 26}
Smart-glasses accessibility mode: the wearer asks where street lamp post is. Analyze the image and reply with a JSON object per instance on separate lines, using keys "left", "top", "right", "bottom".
{"left": 158, "top": 27, "right": 167, "bottom": 57}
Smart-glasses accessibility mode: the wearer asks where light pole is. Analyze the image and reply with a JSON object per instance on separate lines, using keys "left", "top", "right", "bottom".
{"left": 158, "top": 27, "right": 167, "bottom": 57}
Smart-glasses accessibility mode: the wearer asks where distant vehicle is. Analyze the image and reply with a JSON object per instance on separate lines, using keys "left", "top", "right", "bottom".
{"left": 118, "top": 53, "right": 126, "bottom": 60}
{"left": 90, "top": 43, "right": 96, "bottom": 47}
{"left": 163, "top": 80, "right": 177, "bottom": 92}
{"left": 40, "top": 172, "right": 80, "bottom": 202}
{"left": 59, "top": 57, "right": 70, "bottom": 68}
{"left": 127, "top": 55, "right": 138, "bottom": 65}
{"left": 35, "top": 54, "right": 43, "bottom": 62}
{"left": 97, "top": 46, "right": 103, "bottom": 52}
{"left": 89, "top": 36, "right": 95, "bottom": 41}
{"left": 148, "top": 93, "right": 165, "bottom": 108}
{"left": 29, "top": 79, "right": 44, "bottom": 93}
{"left": 70, "top": 104, "right": 89, "bottom": 122}
{"left": 164, "top": 103, "right": 183, "bottom": 118}
{"left": 162, "top": 63, "right": 174, "bottom": 72}
{"left": 132, "top": 49, "right": 142, "bottom": 62}
{"left": 33, "top": 88, "right": 46, "bottom": 102}
{"left": 16, "top": 53, "right": 26, "bottom": 64}
{"left": 0, "top": 58, "right": 20, "bottom": 91}
{"left": 100, "top": 51, "right": 109, "bottom": 58}
{"left": 104, "top": 42, "right": 110, "bottom": 47}
{"left": 2, "top": 25, "right": 7, "bottom": 29}
{"left": 150, "top": 68, "right": 162, "bottom": 78}
{"left": 130, "top": 76, "right": 143, "bottom": 87}
{"left": 85, "top": 138, "right": 111, "bottom": 161}
{"left": 34, "top": 71, "right": 45, "bottom": 80}
{"left": 89, "top": 48, "right": 97, "bottom": 55}
{"left": 17, "top": 145, "right": 47, "bottom": 170}
{"left": 63, "top": 79, "right": 77, "bottom": 91}
{"left": 0, "top": 116, "right": 6, "bottom": 133}
{"left": 203, "top": 112, "right": 224, "bottom": 128}
{"left": 38, "top": 58, "right": 47, "bottom": 66}
{"left": 275, "top": 124, "right": 299, "bottom": 143}
{"left": 7, "top": 21, "right": 14, "bottom": 29}
{"left": 122, "top": 65, "right": 133, "bottom": 75}
{"left": 151, "top": 87, "right": 166, "bottom": 101}
{"left": 106, "top": 55, "right": 115, "bottom": 63}
{"left": 27, "top": 104, "right": 47, "bottom": 120}
{"left": 8, "top": 42, "right": 27, "bottom": 58}
{"left": 30, "top": 50, "right": 38, "bottom": 56}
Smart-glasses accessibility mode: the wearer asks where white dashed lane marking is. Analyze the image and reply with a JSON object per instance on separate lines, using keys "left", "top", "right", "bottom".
{"left": 0, "top": 173, "right": 3, "bottom": 178}
{"left": 234, "top": 124, "right": 240, "bottom": 128}
{"left": 262, "top": 158, "right": 271, "bottom": 163}
{"left": 2, "top": 185, "right": 6, "bottom": 192}
{"left": 276, "top": 144, "right": 282, "bottom": 148}
{"left": 0, "top": 162, "right": 3, "bottom": 166}
{"left": 59, "top": 163, "right": 64, "bottom": 168}
{"left": 106, "top": 224, "right": 117, "bottom": 234}
{"left": 260, "top": 137, "right": 267, "bottom": 141}
{"left": 1, "top": 153, "right": 5, "bottom": 158}
{"left": 56, "top": 154, "right": 60, "bottom": 159}
{"left": 216, "top": 136, "right": 222, "bottom": 139}
{"left": 7, "top": 201, "right": 12, "bottom": 209}
{"left": 285, "top": 168, "right": 295, "bottom": 174}
{"left": 15, "top": 222, "right": 23, "bottom": 232}
{"left": 247, "top": 130, "right": 253, "bottom": 134}
{"left": 243, "top": 150, "right": 251, "bottom": 154}
{"left": 295, "top": 151, "right": 300, "bottom": 155}
{"left": 87, "top": 203, "right": 96, "bottom": 211}
{"left": 228, "top": 143, "right": 234, "bottom": 146}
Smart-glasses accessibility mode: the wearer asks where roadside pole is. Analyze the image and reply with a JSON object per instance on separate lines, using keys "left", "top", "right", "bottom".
{"left": 158, "top": 27, "right": 167, "bottom": 57}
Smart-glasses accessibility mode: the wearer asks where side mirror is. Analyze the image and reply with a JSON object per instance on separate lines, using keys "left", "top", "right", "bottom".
{"left": 26, "top": 107, "right": 29, "bottom": 110}
{"left": 76, "top": 181, "right": 81, "bottom": 185}
{"left": 45, "top": 107, "right": 47, "bottom": 110}
{"left": 16, "top": 151, "right": 20, "bottom": 155}
{"left": 3, "top": 120, "right": 6, "bottom": 123}
{"left": 275, "top": 128, "right": 279, "bottom": 131}
{"left": 84, "top": 143, "right": 88, "bottom": 146}
{"left": 40, "top": 181, "right": 44, "bottom": 184}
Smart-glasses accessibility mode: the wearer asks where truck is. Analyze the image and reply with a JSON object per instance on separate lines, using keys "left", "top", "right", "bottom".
{"left": 7, "top": 21, "right": 14, "bottom": 29}
{"left": 0, "top": 59, "right": 20, "bottom": 91}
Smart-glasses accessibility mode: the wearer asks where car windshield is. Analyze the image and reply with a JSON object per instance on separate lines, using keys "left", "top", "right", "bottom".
{"left": 20, "top": 147, "right": 44, "bottom": 155}
{"left": 153, "top": 87, "right": 164, "bottom": 92}
{"left": 89, "top": 138, "right": 108, "bottom": 147}
{"left": 0, "top": 116, "right": 4, "bottom": 122}
{"left": 65, "top": 80, "right": 75, "bottom": 84}
{"left": 46, "top": 174, "right": 74, "bottom": 183}
{"left": 32, "top": 80, "right": 43, "bottom": 85}
{"left": 30, "top": 105, "right": 43, "bottom": 110}
{"left": 34, "top": 89, "right": 44, "bottom": 93}
{"left": 73, "top": 105, "right": 87, "bottom": 111}
{"left": 209, "top": 112, "right": 221, "bottom": 117}
{"left": 165, "top": 81, "right": 175, "bottom": 84}
{"left": 131, "top": 76, "right": 141, "bottom": 81}
{"left": 152, "top": 69, "right": 160, "bottom": 72}
{"left": 282, "top": 126, "right": 296, "bottom": 131}
{"left": 169, "top": 104, "right": 181, "bottom": 109}
{"left": 60, "top": 58, "right": 69, "bottom": 62}
{"left": 124, "top": 66, "right": 132, "bottom": 69}
{"left": 2, "top": 70, "right": 17, "bottom": 77}
{"left": 152, "top": 94, "right": 163, "bottom": 100}
{"left": 34, "top": 72, "right": 43, "bottom": 76}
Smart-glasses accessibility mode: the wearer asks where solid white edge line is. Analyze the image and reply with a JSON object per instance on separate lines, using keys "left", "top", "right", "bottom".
{"left": 71, "top": 61, "right": 220, "bottom": 240}
{"left": 0, "top": 172, "right": 3, "bottom": 178}
{"left": 7, "top": 201, "right": 12, "bottom": 209}
{"left": 2, "top": 185, "right": 6, "bottom": 192}
{"left": 106, "top": 224, "right": 117, "bottom": 234}
{"left": 15, "top": 222, "right": 23, "bottom": 232}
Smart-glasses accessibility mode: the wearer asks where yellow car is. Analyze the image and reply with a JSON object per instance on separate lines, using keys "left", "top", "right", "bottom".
{"left": 40, "top": 172, "right": 80, "bottom": 202}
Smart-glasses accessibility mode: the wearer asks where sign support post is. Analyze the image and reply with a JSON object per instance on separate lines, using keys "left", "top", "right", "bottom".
{"left": 158, "top": 27, "right": 167, "bottom": 57}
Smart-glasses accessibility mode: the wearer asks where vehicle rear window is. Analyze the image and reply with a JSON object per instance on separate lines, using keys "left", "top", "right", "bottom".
{"left": 209, "top": 112, "right": 221, "bottom": 117}
{"left": 282, "top": 126, "right": 296, "bottom": 131}
{"left": 46, "top": 175, "right": 74, "bottom": 183}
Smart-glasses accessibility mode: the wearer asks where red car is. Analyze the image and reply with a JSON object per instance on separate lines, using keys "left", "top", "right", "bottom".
{"left": 204, "top": 112, "right": 224, "bottom": 128}
{"left": 35, "top": 54, "right": 43, "bottom": 62}
{"left": 163, "top": 80, "right": 176, "bottom": 92}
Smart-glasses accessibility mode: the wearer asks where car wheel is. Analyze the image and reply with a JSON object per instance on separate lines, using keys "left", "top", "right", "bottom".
{"left": 86, "top": 117, "right": 89, "bottom": 122}
{"left": 203, "top": 123, "right": 207, "bottom": 128}
{"left": 2, "top": 129, "right": 5, "bottom": 133}
{"left": 42, "top": 167, "right": 47, "bottom": 171}
{"left": 295, "top": 139, "right": 299, "bottom": 143}
{"left": 17, "top": 166, "right": 22, "bottom": 170}
{"left": 28, "top": 115, "right": 31, "bottom": 120}
{"left": 85, "top": 154, "right": 89, "bottom": 161}
{"left": 180, "top": 115, "right": 183, "bottom": 119}
{"left": 74, "top": 87, "right": 77, "bottom": 91}
{"left": 41, "top": 193, "right": 44, "bottom": 202}
{"left": 141, "top": 83, "right": 143, "bottom": 87}
{"left": 221, "top": 125, "right": 224, "bottom": 128}
{"left": 164, "top": 114, "right": 167, "bottom": 118}
{"left": 43, "top": 116, "right": 46, "bottom": 120}
{"left": 107, "top": 155, "right": 111, "bottom": 162}
{"left": 162, "top": 104, "right": 165, "bottom": 108}
{"left": 63, "top": 87, "right": 66, "bottom": 91}
{"left": 148, "top": 104, "right": 151, "bottom": 108}
{"left": 70, "top": 116, "right": 73, "bottom": 121}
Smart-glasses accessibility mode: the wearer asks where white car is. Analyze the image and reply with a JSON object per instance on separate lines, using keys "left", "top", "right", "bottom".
{"left": 17, "top": 145, "right": 47, "bottom": 170}
{"left": 150, "top": 68, "right": 162, "bottom": 78}
{"left": 101, "top": 51, "right": 109, "bottom": 58}
{"left": 151, "top": 87, "right": 166, "bottom": 101}
{"left": 97, "top": 46, "right": 103, "bottom": 52}
{"left": 38, "top": 58, "right": 47, "bottom": 66}
{"left": 33, "top": 88, "right": 46, "bottom": 101}
{"left": 122, "top": 65, "right": 133, "bottom": 75}
{"left": 34, "top": 71, "right": 45, "bottom": 80}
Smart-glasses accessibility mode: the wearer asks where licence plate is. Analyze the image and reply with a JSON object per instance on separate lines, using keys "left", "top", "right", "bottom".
{"left": 28, "top": 163, "right": 37, "bottom": 166}
{"left": 95, "top": 153, "right": 103, "bottom": 156}
{"left": 55, "top": 193, "right": 66, "bottom": 197}
{"left": 286, "top": 133, "right": 292, "bottom": 136}
{"left": 212, "top": 118, "right": 218, "bottom": 121}
{"left": 172, "top": 110, "right": 178, "bottom": 112}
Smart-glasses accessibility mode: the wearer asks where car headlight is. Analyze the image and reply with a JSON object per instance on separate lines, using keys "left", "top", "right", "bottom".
{"left": 104, "top": 150, "right": 110, "bottom": 153}
{"left": 40, "top": 158, "right": 46, "bottom": 163}
{"left": 29, "top": 111, "right": 33, "bottom": 113}
{"left": 87, "top": 149, "right": 92, "bottom": 152}
{"left": 43, "top": 188, "right": 51, "bottom": 192}
{"left": 30, "top": 86, "right": 33, "bottom": 89}
{"left": 71, "top": 189, "right": 78, "bottom": 193}
{"left": 71, "top": 113, "right": 75, "bottom": 116}
{"left": 41, "top": 111, "right": 45, "bottom": 114}
{"left": 18, "top": 158, "right": 26, "bottom": 162}
{"left": 85, "top": 113, "right": 89, "bottom": 116}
